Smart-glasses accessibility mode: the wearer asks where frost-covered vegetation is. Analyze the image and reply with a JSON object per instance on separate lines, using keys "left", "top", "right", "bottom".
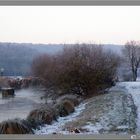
{"left": 35, "top": 84, "right": 137, "bottom": 135}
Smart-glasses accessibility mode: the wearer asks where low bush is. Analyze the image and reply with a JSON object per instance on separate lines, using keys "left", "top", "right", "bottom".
{"left": 27, "top": 108, "right": 53, "bottom": 125}
{"left": 55, "top": 100, "right": 75, "bottom": 117}
{"left": 0, "top": 119, "right": 33, "bottom": 134}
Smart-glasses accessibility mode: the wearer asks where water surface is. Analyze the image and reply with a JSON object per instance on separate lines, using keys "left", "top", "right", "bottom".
{"left": 0, "top": 88, "right": 45, "bottom": 122}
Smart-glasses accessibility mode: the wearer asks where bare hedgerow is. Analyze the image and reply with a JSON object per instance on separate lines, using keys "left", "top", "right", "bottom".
{"left": 32, "top": 43, "right": 120, "bottom": 97}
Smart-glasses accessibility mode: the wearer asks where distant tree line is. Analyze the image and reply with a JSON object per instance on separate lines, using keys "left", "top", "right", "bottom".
{"left": 0, "top": 43, "right": 63, "bottom": 76}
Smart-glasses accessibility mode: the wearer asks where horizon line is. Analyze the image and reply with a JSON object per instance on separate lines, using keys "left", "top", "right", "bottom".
{"left": 0, "top": 41, "right": 124, "bottom": 46}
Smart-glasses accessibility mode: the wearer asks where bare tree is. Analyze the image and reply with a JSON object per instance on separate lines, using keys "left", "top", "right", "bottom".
{"left": 32, "top": 44, "right": 120, "bottom": 97}
{"left": 123, "top": 41, "right": 140, "bottom": 81}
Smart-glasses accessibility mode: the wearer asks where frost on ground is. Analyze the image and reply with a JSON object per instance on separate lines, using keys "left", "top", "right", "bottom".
{"left": 63, "top": 92, "right": 136, "bottom": 134}
{"left": 34, "top": 103, "right": 87, "bottom": 134}
{"left": 35, "top": 86, "right": 136, "bottom": 134}
{"left": 112, "top": 82, "right": 140, "bottom": 134}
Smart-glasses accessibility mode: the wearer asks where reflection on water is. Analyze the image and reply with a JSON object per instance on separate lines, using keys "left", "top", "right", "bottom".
{"left": 0, "top": 88, "right": 46, "bottom": 122}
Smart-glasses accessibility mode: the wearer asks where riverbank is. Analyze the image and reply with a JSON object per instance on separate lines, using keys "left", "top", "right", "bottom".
{"left": 35, "top": 82, "right": 137, "bottom": 135}
{"left": 0, "top": 81, "right": 139, "bottom": 134}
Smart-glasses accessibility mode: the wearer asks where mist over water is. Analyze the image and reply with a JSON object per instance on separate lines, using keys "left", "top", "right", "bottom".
{"left": 0, "top": 88, "right": 46, "bottom": 122}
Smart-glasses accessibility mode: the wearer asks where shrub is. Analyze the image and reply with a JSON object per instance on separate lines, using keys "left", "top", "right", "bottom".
{"left": 37, "top": 104, "right": 58, "bottom": 121}
{"left": 27, "top": 108, "right": 53, "bottom": 125}
{"left": 56, "top": 94, "right": 82, "bottom": 106}
{"left": 55, "top": 100, "right": 75, "bottom": 117}
{"left": 0, "top": 77, "right": 10, "bottom": 88}
{"left": 0, "top": 119, "right": 33, "bottom": 134}
{"left": 32, "top": 44, "right": 120, "bottom": 97}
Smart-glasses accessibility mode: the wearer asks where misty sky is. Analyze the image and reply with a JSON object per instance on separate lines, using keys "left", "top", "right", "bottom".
{"left": 0, "top": 6, "right": 140, "bottom": 45}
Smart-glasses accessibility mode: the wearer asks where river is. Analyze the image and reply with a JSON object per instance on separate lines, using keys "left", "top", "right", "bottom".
{"left": 0, "top": 88, "right": 46, "bottom": 122}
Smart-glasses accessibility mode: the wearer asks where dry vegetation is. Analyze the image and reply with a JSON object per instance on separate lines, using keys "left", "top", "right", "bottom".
{"left": 0, "top": 119, "right": 33, "bottom": 134}
{"left": 32, "top": 43, "right": 120, "bottom": 97}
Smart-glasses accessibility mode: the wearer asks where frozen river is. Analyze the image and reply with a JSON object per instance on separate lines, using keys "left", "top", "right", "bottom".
{"left": 0, "top": 88, "right": 46, "bottom": 122}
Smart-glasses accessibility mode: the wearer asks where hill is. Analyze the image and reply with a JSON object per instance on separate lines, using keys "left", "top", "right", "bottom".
{"left": 0, "top": 42, "right": 123, "bottom": 76}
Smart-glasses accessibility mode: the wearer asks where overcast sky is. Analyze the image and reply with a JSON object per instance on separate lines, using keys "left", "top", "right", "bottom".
{"left": 0, "top": 6, "right": 140, "bottom": 45}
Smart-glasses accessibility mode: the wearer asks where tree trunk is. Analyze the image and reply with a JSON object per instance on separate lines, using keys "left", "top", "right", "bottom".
{"left": 132, "top": 69, "right": 137, "bottom": 81}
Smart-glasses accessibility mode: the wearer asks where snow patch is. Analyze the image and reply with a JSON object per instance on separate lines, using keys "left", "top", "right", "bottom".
{"left": 81, "top": 122, "right": 102, "bottom": 134}
{"left": 114, "top": 82, "right": 140, "bottom": 133}
{"left": 116, "top": 125, "right": 129, "bottom": 129}
{"left": 34, "top": 102, "right": 86, "bottom": 134}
